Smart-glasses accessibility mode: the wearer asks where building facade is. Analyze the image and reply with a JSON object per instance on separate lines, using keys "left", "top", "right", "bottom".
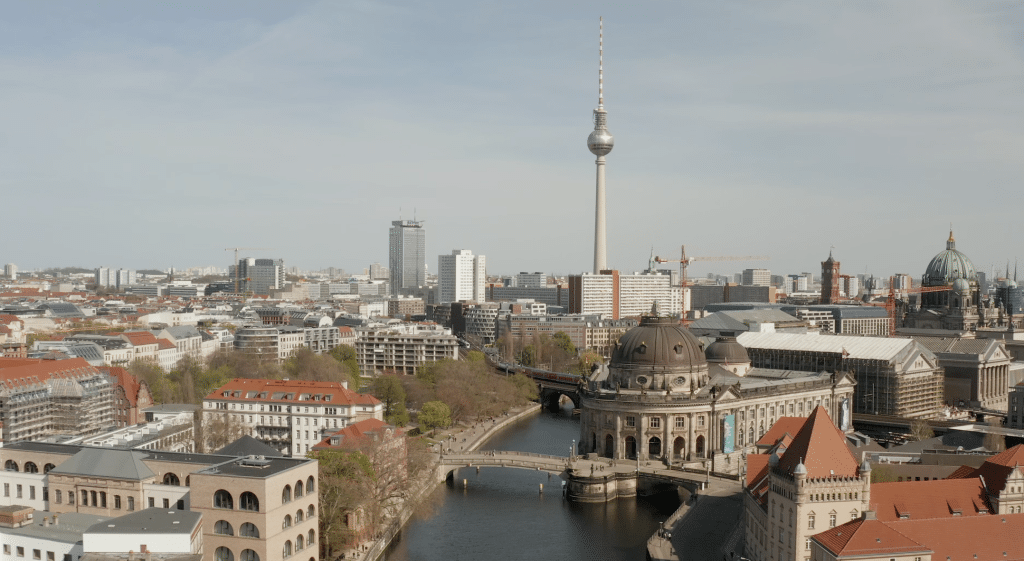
{"left": 437, "top": 249, "right": 485, "bottom": 304}
{"left": 388, "top": 220, "right": 426, "bottom": 296}
{"left": 354, "top": 325, "right": 458, "bottom": 376}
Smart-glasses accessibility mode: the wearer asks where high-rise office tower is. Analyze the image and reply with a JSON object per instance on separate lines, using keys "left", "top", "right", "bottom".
{"left": 4, "top": 264, "right": 16, "bottom": 280}
{"left": 437, "top": 249, "right": 486, "bottom": 304}
{"left": 587, "top": 17, "right": 614, "bottom": 274}
{"left": 389, "top": 220, "right": 426, "bottom": 296}
{"left": 237, "top": 258, "right": 284, "bottom": 295}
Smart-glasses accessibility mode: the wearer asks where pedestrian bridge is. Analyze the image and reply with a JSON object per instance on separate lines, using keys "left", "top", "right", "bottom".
{"left": 438, "top": 451, "right": 570, "bottom": 482}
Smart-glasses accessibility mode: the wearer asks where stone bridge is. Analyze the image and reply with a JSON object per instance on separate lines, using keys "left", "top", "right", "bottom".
{"left": 437, "top": 451, "right": 570, "bottom": 482}
{"left": 517, "top": 368, "right": 582, "bottom": 411}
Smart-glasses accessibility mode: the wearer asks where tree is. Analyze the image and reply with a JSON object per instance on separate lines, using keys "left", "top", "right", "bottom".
{"left": 909, "top": 419, "right": 934, "bottom": 442}
{"left": 518, "top": 345, "right": 537, "bottom": 367}
{"left": 870, "top": 464, "right": 899, "bottom": 483}
{"left": 129, "top": 360, "right": 171, "bottom": 403}
{"left": 552, "top": 331, "right": 576, "bottom": 356}
{"left": 328, "top": 344, "right": 362, "bottom": 388}
{"left": 285, "top": 348, "right": 351, "bottom": 385}
{"left": 418, "top": 401, "right": 452, "bottom": 433}
{"left": 399, "top": 375, "right": 435, "bottom": 411}
{"left": 196, "top": 410, "right": 249, "bottom": 453}
{"left": 466, "top": 350, "right": 486, "bottom": 363}
{"left": 372, "top": 374, "right": 410, "bottom": 426}
{"left": 573, "top": 351, "right": 604, "bottom": 376}
{"left": 311, "top": 449, "right": 375, "bottom": 560}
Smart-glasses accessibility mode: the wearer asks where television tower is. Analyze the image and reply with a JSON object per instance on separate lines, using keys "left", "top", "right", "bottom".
{"left": 588, "top": 17, "right": 614, "bottom": 274}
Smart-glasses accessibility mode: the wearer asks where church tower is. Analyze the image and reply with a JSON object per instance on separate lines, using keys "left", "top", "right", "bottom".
{"left": 820, "top": 250, "right": 840, "bottom": 304}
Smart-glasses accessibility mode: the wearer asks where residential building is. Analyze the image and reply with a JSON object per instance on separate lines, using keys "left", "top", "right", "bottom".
{"left": 95, "top": 268, "right": 113, "bottom": 288}
{"left": 355, "top": 324, "right": 458, "bottom": 376}
{"left": 387, "top": 297, "right": 425, "bottom": 319}
{"left": 203, "top": 378, "right": 383, "bottom": 456}
{"left": 742, "top": 268, "right": 771, "bottom": 287}
{"left": 0, "top": 357, "right": 116, "bottom": 443}
{"left": 437, "top": 249, "right": 485, "bottom": 304}
{"left": 568, "top": 270, "right": 680, "bottom": 319}
{"left": 488, "top": 285, "right": 568, "bottom": 307}
{"left": 389, "top": 219, "right": 426, "bottom": 296}
{"left": 114, "top": 269, "right": 137, "bottom": 289}
{"left": 496, "top": 314, "right": 637, "bottom": 358}
{"left": 3, "top": 264, "right": 15, "bottom": 280}
{"left": 513, "top": 272, "right": 547, "bottom": 288}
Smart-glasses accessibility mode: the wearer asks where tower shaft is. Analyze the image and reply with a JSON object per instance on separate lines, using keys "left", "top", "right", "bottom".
{"left": 594, "top": 156, "right": 607, "bottom": 273}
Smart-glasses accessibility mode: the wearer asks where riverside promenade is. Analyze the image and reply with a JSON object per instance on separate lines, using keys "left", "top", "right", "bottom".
{"left": 646, "top": 475, "right": 744, "bottom": 561}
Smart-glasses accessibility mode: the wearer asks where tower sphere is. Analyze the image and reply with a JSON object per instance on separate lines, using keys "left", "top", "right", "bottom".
{"left": 588, "top": 126, "right": 615, "bottom": 156}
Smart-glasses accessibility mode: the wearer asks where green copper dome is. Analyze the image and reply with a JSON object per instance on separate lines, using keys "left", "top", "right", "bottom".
{"left": 923, "top": 231, "right": 977, "bottom": 286}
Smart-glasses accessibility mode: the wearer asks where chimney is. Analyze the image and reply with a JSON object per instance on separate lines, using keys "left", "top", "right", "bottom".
{"left": 52, "top": 515, "right": 58, "bottom": 526}
{"left": 43, "top": 518, "right": 49, "bottom": 527}
{"left": 862, "top": 510, "right": 876, "bottom": 520}
{"left": 128, "top": 552, "right": 135, "bottom": 561}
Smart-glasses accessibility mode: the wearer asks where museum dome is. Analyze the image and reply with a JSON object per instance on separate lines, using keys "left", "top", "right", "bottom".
{"left": 923, "top": 230, "right": 977, "bottom": 286}
{"left": 610, "top": 316, "right": 707, "bottom": 371}
{"left": 704, "top": 335, "right": 750, "bottom": 365}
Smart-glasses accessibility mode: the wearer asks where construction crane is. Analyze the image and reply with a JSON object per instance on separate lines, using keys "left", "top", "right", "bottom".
{"left": 864, "top": 276, "right": 952, "bottom": 336}
{"left": 654, "top": 245, "right": 770, "bottom": 321}
{"left": 224, "top": 247, "right": 272, "bottom": 295}
{"left": 654, "top": 245, "right": 771, "bottom": 288}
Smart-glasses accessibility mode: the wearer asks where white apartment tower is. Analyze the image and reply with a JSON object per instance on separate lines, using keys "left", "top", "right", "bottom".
{"left": 389, "top": 219, "right": 426, "bottom": 296}
{"left": 742, "top": 268, "right": 771, "bottom": 286}
{"left": 438, "top": 249, "right": 486, "bottom": 304}
{"left": 3, "top": 264, "right": 15, "bottom": 280}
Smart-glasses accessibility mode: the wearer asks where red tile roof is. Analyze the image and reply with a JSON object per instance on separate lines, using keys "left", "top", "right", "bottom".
{"left": 156, "top": 339, "right": 176, "bottom": 350}
{"left": 966, "top": 445, "right": 1024, "bottom": 495}
{"left": 870, "top": 478, "right": 992, "bottom": 521}
{"left": 747, "top": 453, "right": 770, "bottom": 489}
{"left": 0, "top": 357, "right": 99, "bottom": 386}
{"left": 205, "top": 378, "right": 381, "bottom": 407}
{"left": 0, "top": 315, "right": 23, "bottom": 325}
{"left": 100, "top": 366, "right": 142, "bottom": 407}
{"left": 778, "top": 406, "right": 859, "bottom": 479}
{"left": 312, "top": 418, "right": 402, "bottom": 450}
{"left": 756, "top": 416, "right": 806, "bottom": 447}
{"left": 813, "top": 518, "right": 928, "bottom": 557}
{"left": 119, "top": 331, "right": 160, "bottom": 347}
{"left": 888, "top": 514, "right": 1024, "bottom": 561}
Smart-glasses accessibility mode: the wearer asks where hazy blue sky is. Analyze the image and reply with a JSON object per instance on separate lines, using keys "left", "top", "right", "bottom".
{"left": 2, "top": 1, "right": 1022, "bottom": 280}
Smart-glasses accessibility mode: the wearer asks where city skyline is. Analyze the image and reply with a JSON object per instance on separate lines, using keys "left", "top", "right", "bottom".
{"left": 2, "top": 2, "right": 1022, "bottom": 278}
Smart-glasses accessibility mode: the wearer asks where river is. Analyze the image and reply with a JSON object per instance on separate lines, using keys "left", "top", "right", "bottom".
{"left": 384, "top": 405, "right": 681, "bottom": 561}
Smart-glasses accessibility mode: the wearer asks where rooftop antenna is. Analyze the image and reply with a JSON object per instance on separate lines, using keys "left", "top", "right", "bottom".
{"left": 598, "top": 16, "right": 604, "bottom": 110}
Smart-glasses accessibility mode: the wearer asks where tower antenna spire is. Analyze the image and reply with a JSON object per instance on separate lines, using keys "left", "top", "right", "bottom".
{"left": 598, "top": 16, "right": 604, "bottom": 109}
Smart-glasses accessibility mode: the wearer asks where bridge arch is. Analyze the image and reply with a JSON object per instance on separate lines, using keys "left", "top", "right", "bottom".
{"left": 539, "top": 388, "right": 580, "bottom": 412}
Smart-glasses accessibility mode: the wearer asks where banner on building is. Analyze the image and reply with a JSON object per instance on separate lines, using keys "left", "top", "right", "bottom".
{"left": 722, "top": 414, "right": 736, "bottom": 454}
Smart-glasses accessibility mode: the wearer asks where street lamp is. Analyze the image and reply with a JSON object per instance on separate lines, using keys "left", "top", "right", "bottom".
{"left": 571, "top": 439, "right": 576, "bottom": 459}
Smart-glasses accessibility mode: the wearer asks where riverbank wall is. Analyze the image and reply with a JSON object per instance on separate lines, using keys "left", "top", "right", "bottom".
{"left": 364, "top": 403, "right": 543, "bottom": 561}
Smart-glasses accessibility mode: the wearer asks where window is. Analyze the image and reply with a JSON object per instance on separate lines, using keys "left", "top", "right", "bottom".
{"left": 214, "top": 547, "right": 234, "bottom": 561}
{"left": 34, "top": 549, "right": 41, "bottom": 560}
{"left": 675, "top": 417, "right": 685, "bottom": 428}
{"left": 698, "top": 416, "right": 705, "bottom": 427}
{"left": 239, "top": 492, "right": 259, "bottom": 512}
{"left": 240, "top": 550, "right": 260, "bottom": 561}
{"left": 308, "top": 529, "right": 315, "bottom": 546}
{"left": 214, "top": 490, "right": 233, "bottom": 509}
{"left": 808, "top": 514, "right": 815, "bottom": 529}
{"left": 296, "top": 509, "right": 304, "bottom": 523}
{"left": 3, "top": 545, "right": 9, "bottom": 555}
{"left": 307, "top": 504, "right": 315, "bottom": 518}
{"left": 296, "top": 535, "right": 304, "bottom": 551}
{"left": 68, "top": 492, "right": 75, "bottom": 505}
{"left": 55, "top": 490, "right": 62, "bottom": 504}
{"left": 283, "top": 541, "right": 292, "bottom": 558}
{"left": 307, "top": 476, "right": 315, "bottom": 494}
{"left": 17, "top": 485, "right": 23, "bottom": 499}
{"left": 127, "top": 496, "right": 135, "bottom": 511}
{"left": 626, "top": 416, "right": 636, "bottom": 427}
{"left": 240, "top": 523, "right": 260, "bottom": 538}
{"left": 149, "top": 497, "right": 155, "bottom": 508}
{"left": 283, "top": 515, "right": 292, "bottom": 529}
{"left": 163, "top": 498, "right": 170, "bottom": 508}
{"left": 829, "top": 514, "right": 837, "bottom": 528}
{"left": 3, "top": 483, "right": 8, "bottom": 497}
{"left": 215, "top": 520, "right": 234, "bottom": 536}
{"left": 650, "top": 417, "right": 661, "bottom": 429}
{"left": 283, "top": 485, "right": 292, "bottom": 503}
{"left": 114, "top": 495, "right": 121, "bottom": 509}
{"left": 80, "top": 490, "right": 87, "bottom": 504}
{"left": 47, "top": 553, "right": 54, "bottom": 561}
{"left": 17, "top": 546, "right": 24, "bottom": 557}
{"left": 295, "top": 481, "right": 304, "bottom": 498}
{"left": 806, "top": 538, "right": 811, "bottom": 551}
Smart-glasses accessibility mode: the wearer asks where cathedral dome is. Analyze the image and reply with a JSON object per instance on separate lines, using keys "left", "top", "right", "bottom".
{"left": 923, "top": 230, "right": 977, "bottom": 286}
{"left": 952, "top": 278, "right": 971, "bottom": 296}
{"left": 610, "top": 316, "right": 706, "bottom": 370}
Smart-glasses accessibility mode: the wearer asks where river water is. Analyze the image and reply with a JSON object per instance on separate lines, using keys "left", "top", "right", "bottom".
{"left": 385, "top": 406, "right": 680, "bottom": 561}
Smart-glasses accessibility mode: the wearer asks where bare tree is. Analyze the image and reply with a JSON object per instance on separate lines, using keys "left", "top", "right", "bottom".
{"left": 909, "top": 419, "right": 934, "bottom": 442}
{"left": 196, "top": 410, "right": 249, "bottom": 453}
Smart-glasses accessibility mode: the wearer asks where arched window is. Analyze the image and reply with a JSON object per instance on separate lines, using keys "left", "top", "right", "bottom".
{"left": 239, "top": 492, "right": 259, "bottom": 512}
{"left": 215, "top": 547, "right": 234, "bottom": 561}
{"left": 307, "top": 504, "right": 315, "bottom": 518}
{"left": 648, "top": 436, "right": 662, "bottom": 457}
{"left": 295, "top": 509, "right": 304, "bottom": 523}
{"left": 214, "top": 520, "right": 234, "bottom": 536}
{"left": 43, "top": 463, "right": 56, "bottom": 473}
{"left": 163, "top": 473, "right": 180, "bottom": 486}
{"left": 282, "top": 485, "right": 292, "bottom": 504}
{"left": 307, "top": 476, "right": 315, "bottom": 494}
{"left": 283, "top": 515, "right": 292, "bottom": 529}
{"left": 214, "top": 490, "right": 233, "bottom": 509}
{"left": 296, "top": 535, "right": 304, "bottom": 551}
{"left": 294, "top": 480, "right": 304, "bottom": 498}
{"left": 24, "top": 462, "right": 38, "bottom": 473}
{"left": 240, "top": 523, "right": 260, "bottom": 538}
{"left": 283, "top": 541, "right": 292, "bottom": 558}
{"left": 240, "top": 550, "right": 259, "bottom": 561}
{"left": 4, "top": 460, "right": 18, "bottom": 471}
{"left": 308, "top": 529, "right": 315, "bottom": 546}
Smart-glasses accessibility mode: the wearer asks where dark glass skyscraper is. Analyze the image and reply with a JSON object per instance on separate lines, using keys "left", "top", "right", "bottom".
{"left": 389, "top": 220, "right": 425, "bottom": 296}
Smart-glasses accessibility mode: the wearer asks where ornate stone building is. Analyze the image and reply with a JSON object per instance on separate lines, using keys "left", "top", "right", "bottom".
{"left": 904, "top": 231, "right": 999, "bottom": 331}
{"left": 577, "top": 316, "right": 855, "bottom": 472}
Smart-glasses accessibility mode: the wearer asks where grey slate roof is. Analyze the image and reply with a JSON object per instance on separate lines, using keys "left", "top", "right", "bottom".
{"left": 50, "top": 448, "right": 155, "bottom": 480}
{"left": 690, "top": 309, "right": 803, "bottom": 333}
{"left": 216, "top": 435, "right": 284, "bottom": 458}
{"left": 912, "top": 336, "right": 1002, "bottom": 355}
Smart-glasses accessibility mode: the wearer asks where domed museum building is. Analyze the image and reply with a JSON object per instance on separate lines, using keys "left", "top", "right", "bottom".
{"left": 578, "top": 315, "right": 855, "bottom": 471}
{"left": 904, "top": 230, "right": 999, "bottom": 331}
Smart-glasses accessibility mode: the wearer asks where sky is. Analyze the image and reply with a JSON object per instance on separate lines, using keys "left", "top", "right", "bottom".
{"left": 1, "top": 1, "right": 1022, "bottom": 280}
